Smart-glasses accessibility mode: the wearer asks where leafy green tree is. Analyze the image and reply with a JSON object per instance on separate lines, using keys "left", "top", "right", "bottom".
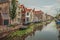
{"left": 9, "top": 0, "right": 17, "bottom": 20}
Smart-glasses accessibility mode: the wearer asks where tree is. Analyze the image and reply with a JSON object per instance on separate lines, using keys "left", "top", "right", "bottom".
{"left": 9, "top": 0, "right": 17, "bottom": 21}
{"left": 9, "top": 0, "right": 17, "bottom": 24}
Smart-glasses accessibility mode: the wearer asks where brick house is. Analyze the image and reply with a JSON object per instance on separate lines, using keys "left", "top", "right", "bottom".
{"left": 0, "top": 0, "right": 19, "bottom": 25}
{"left": 0, "top": 0, "right": 10, "bottom": 25}
{"left": 20, "top": 5, "right": 34, "bottom": 24}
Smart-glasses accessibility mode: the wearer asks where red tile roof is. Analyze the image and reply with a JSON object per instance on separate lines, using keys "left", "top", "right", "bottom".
{"left": 19, "top": 4, "right": 44, "bottom": 14}
{"left": 25, "top": 8, "right": 32, "bottom": 12}
{"left": 21, "top": 10, "right": 26, "bottom": 14}
{"left": 34, "top": 10, "right": 43, "bottom": 14}
{"left": 20, "top": 5, "right": 25, "bottom": 8}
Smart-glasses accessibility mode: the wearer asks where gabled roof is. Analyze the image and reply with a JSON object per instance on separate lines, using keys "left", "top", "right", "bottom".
{"left": 35, "top": 11, "right": 41, "bottom": 14}
{"left": 19, "top": 4, "right": 32, "bottom": 14}
{"left": 34, "top": 10, "right": 44, "bottom": 14}
{"left": 25, "top": 8, "right": 32, "bottom": 12}
{"left": 20, "top": 5, "right": 25, "bottom": 8}
{"left": 21, "top": 8, "right": 26, "bottom": 14}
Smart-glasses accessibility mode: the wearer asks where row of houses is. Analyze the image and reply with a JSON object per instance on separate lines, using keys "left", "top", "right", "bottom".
{"left": 15, "top": 4, "right": 44, "bottom": 25}
{"left": 0, "top": 0, "right": 53, "bottom": 26}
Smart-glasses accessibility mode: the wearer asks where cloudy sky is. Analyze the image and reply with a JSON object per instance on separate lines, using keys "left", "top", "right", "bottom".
{"left": 19, "top": 0, "right": 60, "bottom": 17}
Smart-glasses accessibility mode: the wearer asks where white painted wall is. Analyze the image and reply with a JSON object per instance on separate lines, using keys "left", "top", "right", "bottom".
{"left": 25, "top": 12, "right": 30, "bottom": 23}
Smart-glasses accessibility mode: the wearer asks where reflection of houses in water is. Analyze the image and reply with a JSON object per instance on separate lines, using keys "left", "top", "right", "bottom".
{"left": 37, "top": 25, "right": 43, "bottom": 31}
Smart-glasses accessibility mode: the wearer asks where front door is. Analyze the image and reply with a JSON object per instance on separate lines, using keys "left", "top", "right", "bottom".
{"left": 4, "top": 20, "right": 9, "bottom": 25}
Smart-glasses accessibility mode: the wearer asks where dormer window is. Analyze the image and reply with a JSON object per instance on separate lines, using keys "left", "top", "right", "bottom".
{"left": 26, "top": 17, "right": 29, "bottom": 22}
{"left": 27, "top": 13, "right": 29, "bottom": 16}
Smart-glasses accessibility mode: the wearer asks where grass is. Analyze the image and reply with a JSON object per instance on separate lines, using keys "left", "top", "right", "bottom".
{"left": 9, "top": 23, "right": 35, "bottom": 37}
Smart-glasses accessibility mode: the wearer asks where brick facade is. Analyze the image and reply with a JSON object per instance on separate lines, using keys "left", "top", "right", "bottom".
{"left": 0, "top": 0, "right": 10, "bottom": 25}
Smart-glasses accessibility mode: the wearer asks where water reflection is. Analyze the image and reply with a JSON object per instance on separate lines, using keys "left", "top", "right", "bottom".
{"left": 25, "top": 21, "right": 59, "bottom": 40}
{"left": 36, "top": 25, "right": 43, "bottom": 31}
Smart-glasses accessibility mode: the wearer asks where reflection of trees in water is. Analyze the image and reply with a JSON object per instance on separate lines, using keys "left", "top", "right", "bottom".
{"left": 40, "top": 23, "right": 49, "bottom": 30}
{"left": 36, "top": 25, "right": 43, "bottom": 31}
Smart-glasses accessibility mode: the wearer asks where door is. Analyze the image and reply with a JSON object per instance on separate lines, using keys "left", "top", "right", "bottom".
{"left": 4, "top": 20, "right": 9, "bottom": 25}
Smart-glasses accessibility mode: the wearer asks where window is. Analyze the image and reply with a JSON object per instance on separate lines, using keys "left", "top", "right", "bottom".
{"left": 18, "top": 18, "right": 20, "bottom": 22}
{"left": 4, "top": 20, "right": 9, "bottom": 25}
{"left": 18, "top": 12, "right": 20, "bottom": 16}
{"left": 27, "top": 13, "right": 29, "bottom": 16}
{"left": 27, "top": 17, "right": 29, "bottom": 21}
{"left": 22, "top": 14, "right": 25, "bottom": 16}
{"left": 23, "top": 19, "right": 25, "bottom": 22}
{"left": 19, "top": 8, "right": 20, "bottom": 10}
{"left": 2, "top": 13, "right": 7, "bottom": 17}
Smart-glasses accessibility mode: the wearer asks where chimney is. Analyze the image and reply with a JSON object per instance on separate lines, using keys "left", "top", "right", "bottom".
{"left": 33, "top": 8, "right": 35, "bottom": 12}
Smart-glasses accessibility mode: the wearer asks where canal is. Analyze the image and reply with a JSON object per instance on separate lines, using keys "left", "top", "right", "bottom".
{"left": 25, "top": 21, "right": 59, "bottom": 40}
{"left": 1, "top": 21, "right": 59, "bottom": 40}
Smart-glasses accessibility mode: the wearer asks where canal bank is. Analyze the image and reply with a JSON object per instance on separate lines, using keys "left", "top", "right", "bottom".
{"left": 0, "top": 20, "right": 52, "bottom": 40}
